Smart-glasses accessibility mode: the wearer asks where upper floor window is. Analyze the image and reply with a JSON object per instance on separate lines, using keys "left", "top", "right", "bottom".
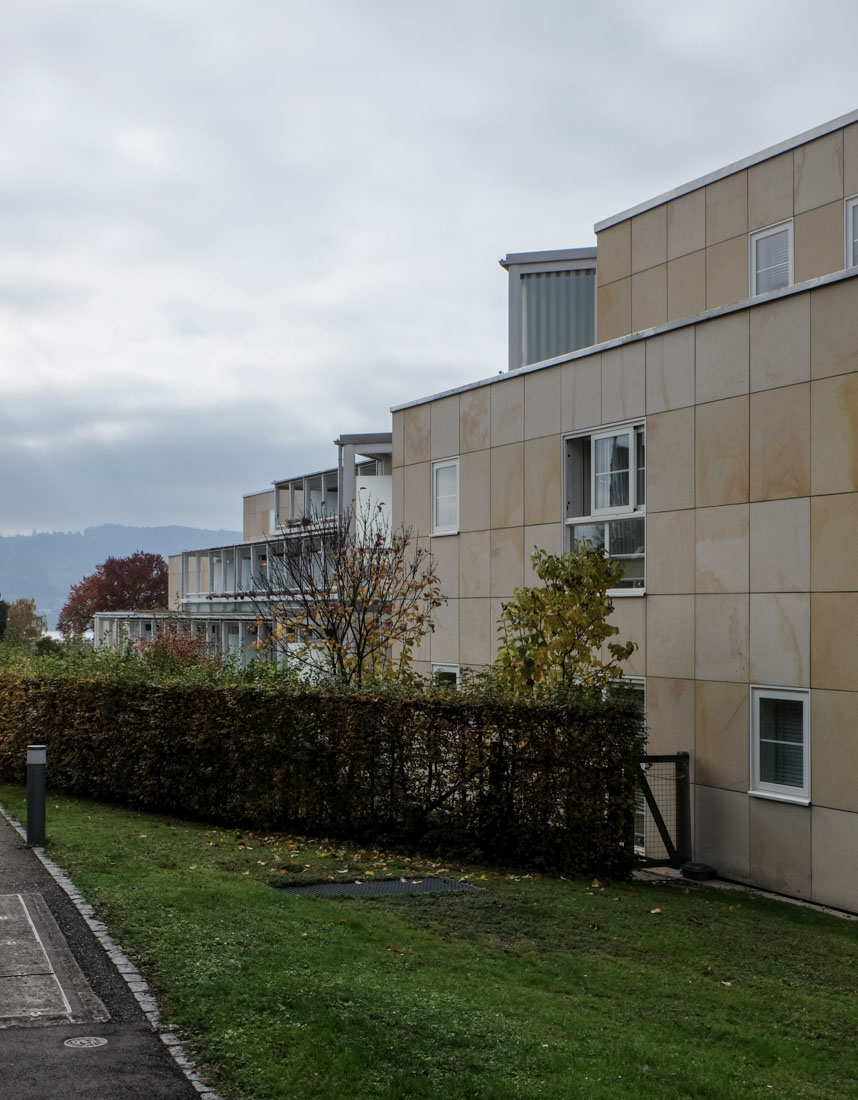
{"left": 846, "top": 196, "right": 858, "bottom": 268}
{"left": 565, "top": 423, "right": 645, "bottom": 591}
{"left": 750, "top": 221, "right": 793, "bottom": 296}
{"left": 750, "top": 686, "right": 810, "bottom": 803}
{"left": 431, "top": 457, "right": 459, "bottom": 535}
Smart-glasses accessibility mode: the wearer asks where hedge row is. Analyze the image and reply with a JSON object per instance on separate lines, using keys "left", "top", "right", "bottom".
{"left": 0, "top": 674, "right": 644, "bottom": 875}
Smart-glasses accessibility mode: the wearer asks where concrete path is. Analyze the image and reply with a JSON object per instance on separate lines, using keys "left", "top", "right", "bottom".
{"left": 0, "top": 808, "right": 216, "bottom": 1099}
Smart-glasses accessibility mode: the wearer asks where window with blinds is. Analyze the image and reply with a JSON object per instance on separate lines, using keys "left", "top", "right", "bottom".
{"left": 750, "top": 222, "right": 793, "bottom": 296}
{"left": 751, "top": 686, "right": 809, "bottom": 801}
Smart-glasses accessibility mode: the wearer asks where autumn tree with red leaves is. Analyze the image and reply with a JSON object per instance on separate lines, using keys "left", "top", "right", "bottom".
{"left": 57, "top": 552, "right": 169, "bottom": 636}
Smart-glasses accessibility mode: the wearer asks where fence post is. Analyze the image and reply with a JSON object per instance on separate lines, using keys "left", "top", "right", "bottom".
{"left": 675, "top": 751, "right": 691, "bottom": 866}
{"left": 26, "top": 744, "right": 47, "bottom": 847}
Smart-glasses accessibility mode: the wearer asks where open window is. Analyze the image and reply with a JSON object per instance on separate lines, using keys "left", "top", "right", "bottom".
{"left": 565, "top": 423, "right": 645, "bottom": 591}
{"left": 750, "top": 686, "right": 810, "bottom": 803}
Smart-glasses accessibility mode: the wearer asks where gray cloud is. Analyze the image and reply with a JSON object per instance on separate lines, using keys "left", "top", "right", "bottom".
{"left": 1, "top": 0, "right": 857, "bottom": 533}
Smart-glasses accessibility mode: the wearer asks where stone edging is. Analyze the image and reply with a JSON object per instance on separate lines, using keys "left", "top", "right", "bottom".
{"left": 0, "top": 804, "right": 223, "bottom": 1100}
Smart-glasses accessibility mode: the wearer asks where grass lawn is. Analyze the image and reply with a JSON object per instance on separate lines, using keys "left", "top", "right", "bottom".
{"left": 1, "top": 785, "right": 856, "bottom": 1099}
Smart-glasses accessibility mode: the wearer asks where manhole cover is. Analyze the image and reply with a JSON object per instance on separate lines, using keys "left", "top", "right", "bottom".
{"left": 64, "top": 1036, "right": 108, "bottom": 1048}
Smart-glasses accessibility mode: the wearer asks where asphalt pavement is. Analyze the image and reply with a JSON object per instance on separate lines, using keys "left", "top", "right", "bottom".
{"left": 0, "top": 806, "right": 216, "bottom": 1099}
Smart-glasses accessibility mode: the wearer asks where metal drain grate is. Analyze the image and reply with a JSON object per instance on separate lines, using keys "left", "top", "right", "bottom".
{"left": 275, "top": 876, "right": 479, "bottom": 898}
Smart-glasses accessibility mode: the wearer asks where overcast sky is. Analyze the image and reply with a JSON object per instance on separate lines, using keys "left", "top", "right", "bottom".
{"left": 2, "top": 0, "right": 857, "bottom": 535}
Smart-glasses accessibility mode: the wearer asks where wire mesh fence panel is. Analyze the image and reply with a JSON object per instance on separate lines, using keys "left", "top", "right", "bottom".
{"left": 636, "top": 754, "right": 691, "bottom": 867}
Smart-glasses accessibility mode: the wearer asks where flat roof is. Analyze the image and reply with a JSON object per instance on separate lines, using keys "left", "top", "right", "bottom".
{"left": 499, "top": 247, "right": 597, "bottom": 268}
{"left": 595, "top": 107, "right": 858, "bottom": 232}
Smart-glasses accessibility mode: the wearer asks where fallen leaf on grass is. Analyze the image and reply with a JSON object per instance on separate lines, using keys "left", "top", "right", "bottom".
{"left": 650, "top": 908, "right": 662, "bottom": 914}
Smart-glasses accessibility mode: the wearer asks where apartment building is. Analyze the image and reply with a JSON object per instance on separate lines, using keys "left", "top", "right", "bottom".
{"left": 392, "top": 109, "right": 858, "bottom": 912}
{"left": 94, "top": 433, "right": 392, "bottom": 660}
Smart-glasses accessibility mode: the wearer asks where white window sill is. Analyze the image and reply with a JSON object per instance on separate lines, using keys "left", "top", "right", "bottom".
{"left": 431, "top": 529, "right": 459, "bottom": 538}
{"left": 609, "top": 588, "right": 646, "bottom": 598}
{"left": 748, "top": 790, "right": 810, "bottom": 806}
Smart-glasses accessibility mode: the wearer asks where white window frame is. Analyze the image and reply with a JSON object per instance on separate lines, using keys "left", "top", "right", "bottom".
{"left": 845, "top": 196, "right": 858, "bottom": 269}
{"left": 750, "top": 685, "right": 810, "bottom": 804}
{"left": 432, "top": 663, "right": 460, "bottom": 686}
{"left": 431, "top": 457, "right": 459, "bottom": 536}
{"left": 749, "top": 220, "right": 794, "bottom": 297}
{"left": 564, "top": 421, "right": 645, "bottom": 595}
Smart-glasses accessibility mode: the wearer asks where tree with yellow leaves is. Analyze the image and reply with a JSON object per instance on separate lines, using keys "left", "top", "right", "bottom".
{"left": 495, "top": 545, "right": 636, "bottom": 693}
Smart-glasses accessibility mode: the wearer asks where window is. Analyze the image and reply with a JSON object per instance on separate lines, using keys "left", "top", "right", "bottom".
{"left": 750, "top": 221, "right": 793, "bottom": 296}
{"left": 432, "top": 664, "right": 459, "bottom": 687}
{"left": 750, "top": 686, "right": 810, "bottom": 802}
{"left": 432, "top": 458, "right": 459, "bottom": 535}
{"left": 846, "top": 196, "right": 858, "bottom": 268}
{"left": 565, "top": 424, "right": 645, "bottom": 590}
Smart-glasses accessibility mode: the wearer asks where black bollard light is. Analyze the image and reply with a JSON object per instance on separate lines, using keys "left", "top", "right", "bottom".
{"left": 26, "top": 744, "right": 46, "bottom": 847}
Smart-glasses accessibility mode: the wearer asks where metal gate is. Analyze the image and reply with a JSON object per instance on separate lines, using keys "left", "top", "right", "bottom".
{"left": 635, "top": 752, "right": 691, "bottom": 868}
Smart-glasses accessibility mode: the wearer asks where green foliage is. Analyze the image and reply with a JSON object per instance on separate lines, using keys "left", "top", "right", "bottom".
{"left": 496, "top": 545, "right": 636, "bottom": 693}
{"left": 0, "top": 664, "right": 642, "bottom": 876}
{"left": 0, "top": 599, "right": 6, "bottom": 640}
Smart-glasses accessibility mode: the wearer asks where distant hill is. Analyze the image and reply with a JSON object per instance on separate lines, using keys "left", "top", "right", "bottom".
{"left": 0, "top": 524, "right": 243, "bottom": 629}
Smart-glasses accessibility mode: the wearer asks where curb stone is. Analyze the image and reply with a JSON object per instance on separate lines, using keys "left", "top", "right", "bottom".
{"left": 0, "top": 805, "right": 224, "bottom": 1100}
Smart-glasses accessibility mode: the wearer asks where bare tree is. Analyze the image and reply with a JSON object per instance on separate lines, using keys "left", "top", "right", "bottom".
{"left": 229, "top": 501, "right": 445, "bottom": 684}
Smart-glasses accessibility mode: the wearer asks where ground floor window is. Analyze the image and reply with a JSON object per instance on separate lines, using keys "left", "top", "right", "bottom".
{"left": 750, "top": 686, "right": 809, "bottom": 802}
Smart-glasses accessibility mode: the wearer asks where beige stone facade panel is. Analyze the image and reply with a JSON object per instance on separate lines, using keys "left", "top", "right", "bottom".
{"left": 523, "top": 524, "right": 564, "bottom": 584}
{"left": 596, "top": 221, "right": 631, "bottom": 286}
{"left": 705, "top": 234, "right": 748, "bottom": 311}
{"left": 748, "top": 151, "right": 794, "bottom": 231}
{"left": 811, "top": 690, "right": 858, "bottom": 814}
{"left": 459, "top": 449, "right": 491, "bottom": 533}
{"left": 810, "top": 277, "right": 858, "bottom": 380}
{"left": 845, "top": 122, "right": 858, "bottom": 195}
{"left": 749, "top": 592, "right": 810, "bottom": 687}
{"left": 647, "top": 406, "right": 695, "bottom": 513}
{"left": 695, "top": 396, "right": 749, "bottom": 509}
{"left": 403, "top": 403, "right": 431, "bottom": 465}
{"left": 667, "top": 189, "right": 705, "bottom": 261}
{"left": 694, "top": 679, "right": 749, "bottom": 792}
{"left": 794, "top": 201, "right": 845, "bottom": 283}
{"left": 429, "top": 533, "right": 459, "bottom": 599}
{"left": 695, "top": 594, "right": 749, "bottom": 683}
{"left": 811, "top": 806, "right": 858, "bottom": 911}
{"left": 694, "top": 785, "right": 750, "bottom": 882}
{"left": 749, "top": 798, "right": 811, "bottom": 899}
{"left": 749, "top": 384, "right": 810, "bottom": 501}
{"left": 490, "top": 527, "right": 525, "bottom": 599}
{"left": 402, "top": 461, "right": 430, "bottom": 535}
{"left": 392, "top": 410, "right": 404, "bottom": 468}
{"left": 645, "top": 509, "right": 695, "bottom": 595}
{"left": 561, "top": 354, "right": 601, "bottom": 433}
{"left": 391, "top": 466, "right": 404, "bottom": 529}
{"left": 597, "top": 278, "right": 631, "bottom": 343}
{"left": 490, "top": 443, "right": 524, "bottom": 529}
{"left": 705, "top": 170, "right": 748, "bottom": 247}
{"left": 491, "top": 376, "right": 524, "bottom": 447}
{"left": 603, "top": 597, "right": 645, "bottom": 678}
{"left": 524, "top": 367, "right": 561, "bottom": 440}
{"left": 631, "top": 265, "right": 667, "bottom": 332}
{"left": 429, "top": 598, "right": 459, "bottom": 665}
{"left": 811, "top": 493, "right": 858, "bottom": 591}
{"left": 631, "top": 205, "right": 667, "bottom": 274}
{"left": 749, "top": 498, "right": 810, "bottom": 592}
{"left": 793, "top": 130, "right": 844, "bottom": 215}
{"left": 667, "top": 250, "right": 705, "bottom": 324}
{"left": 523, "top": 435, "right": 562, "bottom": 526}
{"left": 695, "top": 504, "right": 749, "bottom": 593}
{"left": 810, "top": 373, "right": 858, "bottom": 495}
{"left": 695, "top": 310, "right": 749, "bottom": 404}
{"left": 749, "top": 295, "right": 810, "bottom": 392}
{"left": 811, "top": 592, "right": 858, "bottom": 690}
{"left": 430, "top": 394, "right": 460, "bottom": 461}
{"left": 601, "top": 343, "right": 645, "bottom": 423}
{"left": 459, "top": 530, "right": 490, "bottom": 599}
{"left": 645, "top": 595, "right": 694, "bottom": 680}
{"left": 645, "top": 677, "right": 695, "bottom": 756}
{"left": 459, "top": 598, "right": 492, "bottom": 667}
{"left": 645, "top": 326, "right": 694, "bottom": 414}
{"left": 459, "top": 385, "right": 491, "bottom": 453}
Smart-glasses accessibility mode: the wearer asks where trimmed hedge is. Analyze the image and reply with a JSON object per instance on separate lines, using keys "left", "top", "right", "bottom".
{"left": 0, "top": 673, "right": 643, "bottom": 875}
